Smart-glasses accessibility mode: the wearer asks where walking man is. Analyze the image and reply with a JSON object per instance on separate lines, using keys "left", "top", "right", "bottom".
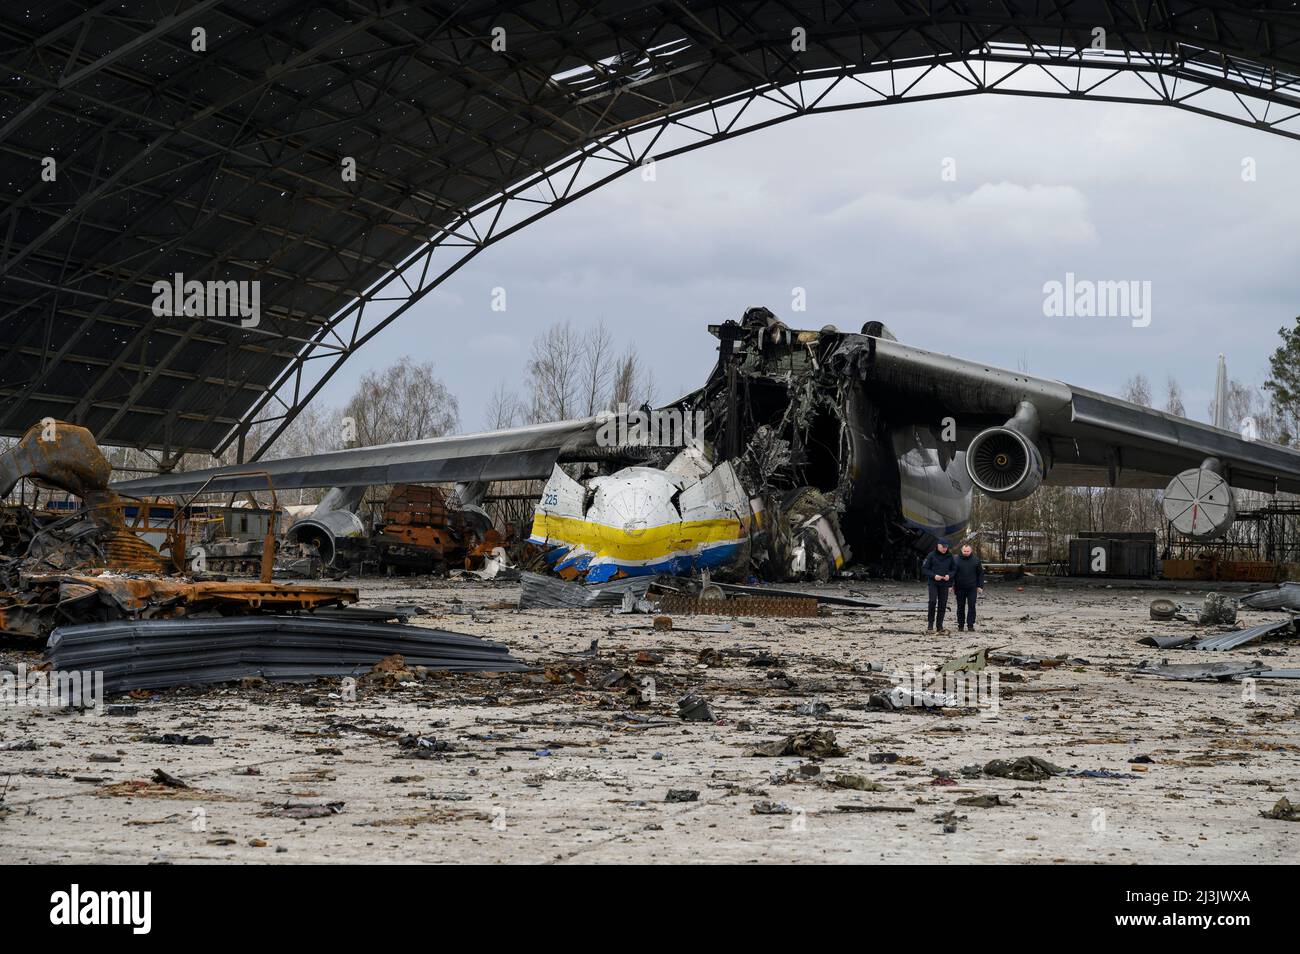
{"left": 921, "top": 538, "right": 955, "bottom": 632}
{"left": 953, "top": 541, "right": 985, "bottom": 631}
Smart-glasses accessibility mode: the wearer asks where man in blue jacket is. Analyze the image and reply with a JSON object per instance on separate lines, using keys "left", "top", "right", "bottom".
{"left": 920, "top": 539, "right": 956, "bottom": 632}
{"left": 952, "top": 541, "right": 986, "bottom": 631}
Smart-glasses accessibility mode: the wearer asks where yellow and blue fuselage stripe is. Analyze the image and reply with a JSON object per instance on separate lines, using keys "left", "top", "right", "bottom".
{"left": 529, "top": 512, "right": 749, "bottom": 582}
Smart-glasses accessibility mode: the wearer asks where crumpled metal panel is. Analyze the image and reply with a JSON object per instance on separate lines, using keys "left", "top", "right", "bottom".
{"left": 518, "top": 572, "right": 652, "bottom": 609}
{"left": 1134, "top": 660, "right": 1268, "bottom": 681}
{"left": 1240, "top": 583, "right": 1300, "bottom": 610}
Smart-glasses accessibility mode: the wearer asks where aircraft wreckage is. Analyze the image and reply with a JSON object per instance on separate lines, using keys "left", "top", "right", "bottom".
{"left": 113, "top": 307, "right": 1300, "bottom": 582}
{"left": 0, "top": 421, "right": 356, "bottom": 640}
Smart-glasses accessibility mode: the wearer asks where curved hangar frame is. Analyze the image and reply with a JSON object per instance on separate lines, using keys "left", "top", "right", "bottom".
{"left": 1, "top": 1, "right": 1298, "bottom": 465}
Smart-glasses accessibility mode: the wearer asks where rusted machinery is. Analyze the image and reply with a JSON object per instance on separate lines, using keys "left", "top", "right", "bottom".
{"left": 373, "top": 483, "right": 491, "bottom": 574}
{"left": 0, "top": 574, "right": 357, "bottom": 640}
{"left": 0, "top": 419, "right": 358, "bottom": 640}
{"left": 0, "top": 421, "right": 167, "bottom": 572}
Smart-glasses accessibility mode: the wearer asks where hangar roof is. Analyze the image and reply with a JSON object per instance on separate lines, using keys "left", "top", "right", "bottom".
{"left": 1, "top": 1, "right": 1296, "bottom": 459}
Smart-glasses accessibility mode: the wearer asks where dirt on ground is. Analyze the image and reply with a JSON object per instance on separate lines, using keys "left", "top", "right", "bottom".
{"left": 1, "top": 576, "right": 1298, "bottom": 864}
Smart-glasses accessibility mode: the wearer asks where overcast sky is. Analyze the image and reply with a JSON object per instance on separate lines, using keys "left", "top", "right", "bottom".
{"left": 311, "top": 86, "right": 1300, "bottom": 432}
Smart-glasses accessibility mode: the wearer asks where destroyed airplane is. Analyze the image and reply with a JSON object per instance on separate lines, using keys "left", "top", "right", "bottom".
{"left": 113, "top": 307, "right": 1300, "bottom": 581}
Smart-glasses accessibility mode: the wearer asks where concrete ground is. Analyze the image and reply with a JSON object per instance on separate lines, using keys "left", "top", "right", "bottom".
{"left": 1, "top": 576, "right": 1297, "bottom": 864}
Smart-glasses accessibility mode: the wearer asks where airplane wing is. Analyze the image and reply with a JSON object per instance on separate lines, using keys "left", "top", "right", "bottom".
{"left": 111, "top": 417, "right": 605, "bottom": 497}
{"left": 830, "top": 334, "right": 1300, "bottom": 503}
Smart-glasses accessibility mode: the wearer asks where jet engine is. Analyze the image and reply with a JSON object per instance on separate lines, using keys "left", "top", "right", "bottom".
{"left": 965, "top": 402, "right": 1045, "bottom": 501}
{"left": 287, "top": 486, "right": 366, "bottom": 568}
{"left": 1162, "top": 461, "right": 1236, "bottom": 539}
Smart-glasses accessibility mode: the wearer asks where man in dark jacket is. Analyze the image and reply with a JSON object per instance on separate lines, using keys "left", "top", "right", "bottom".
{"left": 920, "top": 539, "right": 956, "bottom": 632}
{"left": 952, "top": 542, "right": 986, "bottom": 631}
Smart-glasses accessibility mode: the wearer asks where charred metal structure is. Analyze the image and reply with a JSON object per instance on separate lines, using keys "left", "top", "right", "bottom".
{"left": 2, "top": 1, "right": 1299, "bottom": 466}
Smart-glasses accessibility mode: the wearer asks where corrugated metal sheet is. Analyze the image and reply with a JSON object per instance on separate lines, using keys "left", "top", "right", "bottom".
{"left": 45, "top": 616, "right": 528, "bottom": 693}
{"left": 1139, "top": 619, "right": 1292, "bottom": 651}
{"left": 1192, "top": 620, "right": 1292, "bottom": 650}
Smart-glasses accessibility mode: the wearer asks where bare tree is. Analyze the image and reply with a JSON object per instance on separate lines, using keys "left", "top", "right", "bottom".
{"left": 344, "top": 357, "right": 459, "bottom": 446}
{"left": 1164, "top": 375, "right": 1186, "bottom": 418}
{"left": 486, "top": 380, "right": 524, "bottom": 431}
{"left": 525, "top": 319, "right": 658, "bottom": 422}
{"left": 579, "top": 321, "right": 615, "bottom": 416}
{"left": 610, "top": 345, "right": 657, "bottom": 409}
{"left": 1123, "top": 373, "right": 1151, "bottom": 408}
{"left": 526, "top": 321, "right": 582, "bottom": 422}
{"left": 273, "top": 403, "right": 340, "bottom": 458}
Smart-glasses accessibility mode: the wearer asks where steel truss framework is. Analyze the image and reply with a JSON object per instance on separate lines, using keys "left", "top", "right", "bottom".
{"left": 0, "top": 1, "right": 1297, "bottom": 466}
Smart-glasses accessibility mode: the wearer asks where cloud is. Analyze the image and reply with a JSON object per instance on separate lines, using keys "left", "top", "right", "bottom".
{"left": 310, "top": 95, "right": 1300, "bottom": 431}
{"left": 823, "top": 181, "right": 1098, "bottom": 248}
{"left": 466, "top": 331, "right": 521, "bottom": 354}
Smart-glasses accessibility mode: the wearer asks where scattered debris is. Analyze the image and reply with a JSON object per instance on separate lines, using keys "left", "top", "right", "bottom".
{"left": 151, "top": 768, "right": 188, "bottom": 789}
{"left": 271, "top": 801, "right": 345, "bottom": 819}
{"left": 1149, "top": 598, "right": 1180, "bottom": 621}
{"left": 1135, "top": 660, "right": 1268, "bottom": 682}
{"left": 1198, "top": 592, "right": 1238, "bottom": 625}
{"left": 939, "top": 647, "right": 990, "bottom": 673}
{"left": 869, "top": 686, "right": 957, "bottom": 711}
{"left": 835, "top": 804, "right": 914, "bottom": 813}
{"left": 956, "top": 794, "right": 1007, "bottom": 808}
{"left": 750, "top": 729, "right": 845, "bottom": 758}
{"left": 933, "top": 809, "right": 966, "bottom": 831}
{"left": 1072, "top": 768, "right": 1141, "bottom": 780}
{"left": 146, "top": 733, "right": 213, "bottom": 746}
{"left": 96, "top": 778, "right": 234, "bottom": 800}
{"left": 362, "top": 654, "right": 420, "bottom": 687}
{"left": 665, "top": 789, "right": 699, "bottom": 803}
{"left": 677, "top": 693, "right": 715, "bottom": 722}
{"left": 1260, "top": 797, "right": 1300, "bottom": 821}
{"left": 397, "top": 735, "right": 454, "bottom": 759}
{"left": 983, "top": 757, "right": 1065, "bottom": 781}
{"left": 990, "top": 651, "right": 1090, "bottom": 668}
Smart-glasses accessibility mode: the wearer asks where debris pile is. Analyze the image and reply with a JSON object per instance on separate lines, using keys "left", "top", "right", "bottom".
{"left": 0, "top": 418, "right": 365, "bottom": 643}
{"left": 0, "top": 422, "right": 167, "bottom": 576}
{"left": 1, "top": 573, "right": 357, "bottom": 641}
